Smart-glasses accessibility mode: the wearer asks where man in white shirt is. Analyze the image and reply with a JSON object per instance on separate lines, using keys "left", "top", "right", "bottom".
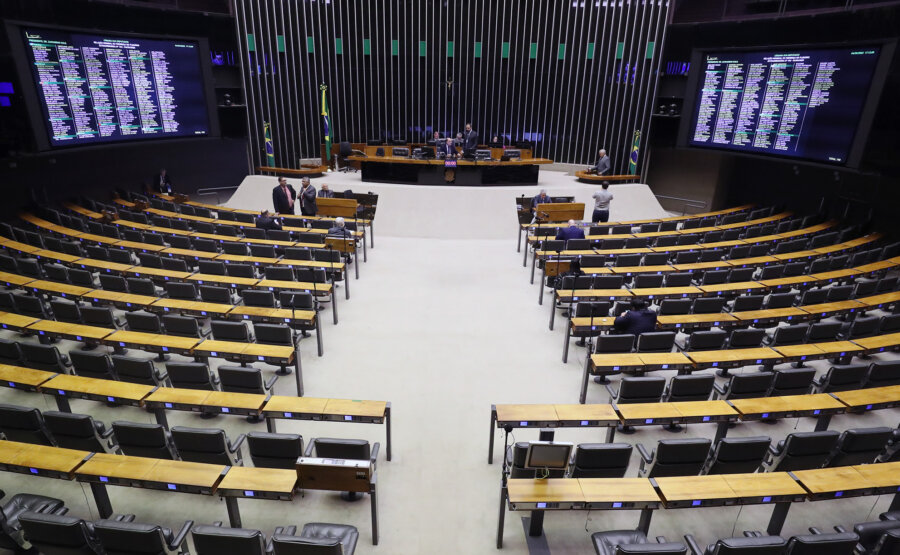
{"left": 592, "top": 182, "right": 613, "bottom": 223}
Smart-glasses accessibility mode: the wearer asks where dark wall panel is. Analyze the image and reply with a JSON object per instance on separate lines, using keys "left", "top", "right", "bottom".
{"left": 235, "top": 0, "right": 670, "bottom": 173}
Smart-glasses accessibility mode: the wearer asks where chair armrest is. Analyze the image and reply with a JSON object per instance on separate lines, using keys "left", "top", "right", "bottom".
{"left": 809, "top": 527, "right": 824, "bottom": 534}
{"left": 744, "top": 531, "right": 762, "bottom": 537}
{"left": 169, "top": 520, "right": 194, "bottom": 550}
{"left": 53, "top": 507, "right": 69, "bottom": 515}
{"left": 834, "top": 526, "right": 848, "bottom": 533}
{"left": 604, "top": 384, "right": 618, "bottom": 403}
{"left": 768, "top": 444, "right": 779, "bottom": 456}
{"left": 371, "top": 442, "right": 381, "bottom": 467}
{"left": 636, "top": 443, "right": 653, "bottom": 464}
{"left": 211, "top": 521, "right": 223, "bottom": 527}
{"left": 229, "top": 433, "right": 246, "bottom": 454}
{"left": 264, "top": 374, "right": 279, "bottom": 390}
{"left": 713, "top": 382, "right": 726, "bottom": 396}
{"left": 655, "top": 536, "right": 668, "bottom": 543}
{"left": 112, "top": 514, "right": 136, "bottom": 522}
{"left": 684, "top": 534, "right": 704, "bottom": 555}
{"left": 303, "top": 439, "right": 315, "bottom": 457}
{"left": 100, "top": 427, "right": 115, "bottom": 439}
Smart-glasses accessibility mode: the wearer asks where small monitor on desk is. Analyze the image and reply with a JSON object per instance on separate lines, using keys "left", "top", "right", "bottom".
{"left": 392, "top": 147, "right": 409, "bottom": 157}
{"left": 503, "top": 149, "right": 521, "bottom": 160}
{"left": 475, "top": 149, "right": 491, "bottom": 160}
{"left": 366, "top": 139, "right": 384, "bottom": 146}
{"left": 524, "top": 441, "right": 573, "bottom": 472}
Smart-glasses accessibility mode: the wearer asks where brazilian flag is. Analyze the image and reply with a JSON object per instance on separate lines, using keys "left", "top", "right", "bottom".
{"left": 628, "top": 130, "right": 640, "bottom": 175}
{"left": 263, "top": 122, "right": 275, "bottom": 167}
{"left": 321, "top": 84, "right": 333, "bottom": 161}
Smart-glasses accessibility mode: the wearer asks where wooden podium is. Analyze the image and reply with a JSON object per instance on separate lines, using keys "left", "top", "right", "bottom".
{"left": 536, "top": 202, "right": 585, "bottom": 222}
{"left": 317, "top": 197, "right": 358, "bottom": 218}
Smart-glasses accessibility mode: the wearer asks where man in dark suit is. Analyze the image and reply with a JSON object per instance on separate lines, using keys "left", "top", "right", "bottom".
{"left": 530, "top": 189, "right": 551, "bottom": 222}
{"left": 327, "top": 216, "right": 352, "bottom": 238}
{"left": 300, "top": 177, "right": 317, "bottom": 216}
{"left": 592, "top": 149, "right": 611, "bottom": 175}
{"left": 594, "top": 298, "right": 657, "bottom": 383}
{"left": 462, "top": 123, "right": 478, "bottom": 154}
{"left": 272, "top": 177, "right": 296, "bottom": 215}
{"left": 153, "top": 168, "right": 173, "bottom": 194}
{"left": 255, "top": 209, "right": 282, "bottom": 231}
{"left": 439, "top": 138, "right": 457, "bottom": 158}
{"left": 318, "top": 184, "right": 335, "bottom": 198}
{"left": 555, "top": 220, "right": 585, "bottom": 241}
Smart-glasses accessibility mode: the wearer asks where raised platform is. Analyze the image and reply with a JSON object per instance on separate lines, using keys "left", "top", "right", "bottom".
{"left": 256, "top": 165, "right": 329, "bottom": 177}
{"left": 347, "top": 155, "right": 553, "bottom": 186}
{"left": 574, "top": 170, "right": 641, "bottom": 183}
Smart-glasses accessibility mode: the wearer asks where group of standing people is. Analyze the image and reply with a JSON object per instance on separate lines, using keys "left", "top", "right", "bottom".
{"left": 272, "top": 176, "right": 319, "bottom": 216}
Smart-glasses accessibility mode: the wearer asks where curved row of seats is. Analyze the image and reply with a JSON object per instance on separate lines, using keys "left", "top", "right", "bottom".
{"left": 522, "top": 203, "right": 758, "bottom": 231}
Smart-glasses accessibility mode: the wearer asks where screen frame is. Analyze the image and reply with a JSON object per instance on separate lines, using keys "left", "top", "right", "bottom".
{"left": 5, "top": 20, "right": 220, "bottom": 151}
{"left": 677, "top": 41, "right": 896, "bottom": 169}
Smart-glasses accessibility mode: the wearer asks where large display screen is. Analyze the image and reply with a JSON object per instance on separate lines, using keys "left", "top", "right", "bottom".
{"left": 686, "top": 46, "right": 881, "bottom": 164}
{"left": 21, "top": 27, "right": 211, "bottom": 147}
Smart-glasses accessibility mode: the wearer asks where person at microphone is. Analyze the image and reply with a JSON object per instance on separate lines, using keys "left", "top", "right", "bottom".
{"left": 439, "top": 137, "right": 457, "bottom": 158}
{"left": 327, "top": 217, "right": 354, "bottom": 264}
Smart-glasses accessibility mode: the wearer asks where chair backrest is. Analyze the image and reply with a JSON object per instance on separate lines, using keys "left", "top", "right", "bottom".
{"left": 574, "top": 301, "right": 612, "bottom": 318}
{"left": 226, "top": 263, "right": 256, "bottom": 278}
{"left": 0, "top": 403, "right": 54, "bottom": 445}
{"left": 770, "top": 324, "right": 809, "bottom": 346}
{"left": 636, "top": 331, "right": 675, "bottom": 353}
{"left": 44, "top": 411, "right": 113, "bottom": 453}
{"left": 826, "top": 427, "right": 894, "bottom": 467}
{"left": 310, "top": 437, "right": 371, "bottom": 460}
{"left": 721, "top": 372, "right": 775, "bottom": 400}
{"left": 164, "top": 281, "right": 198, "bottom": 300}
{"left": 594, "top": 275, "right": 625, "bottom": 289}
{"left": 728, "top": 328, "right": 765, "bottom": 348}
{"left": 199, "top": 285, "right": 232, "bottom": 304}
{"left": 166, "top": 362, "right": 217, "bottom": 390}
{"left": 198, "top": 260, "right": 227, "bottom": 275}
{"left": 19, "top": 512, "right": 102, "bottom": 554}
{"left": 125, "top": 311, "right": 162, "bottom": 334}
{"left": 807, "top": 321, "right": 841, "bottom": 342}
{"left": 21, "top": 343, "right": 69, "bottom": 373}
{"left": 263, "top": 266, "right": 295, "bottom": 281}
{"left": 826, "top": 285, "right": 854, "bottom": 302}
{"left": 13, "top": 294, "right": 47, "bottom": 318}
{"left": 596, "top": 334, "right": 635, "bottom": 353}
{"left": 254, "top": 323, "right": 293, "bottom": 346}
{"left": 766, "top": 292, "right": 797, "bottom": 309}
{"left": 161, "top": 315, "right": 203, "bottom": 338}
{"left": 192, "top": 525, "right": 267, "bottom": 555}
{"left": 112, "top": 356, "right": 163, "bottom": 386}
{"left": 866, "top": 361, "right": 900, "bottom": 387}
{"left": 686, "top": 330, "right": 727, "bottom": 351}
{"left": 769, "top": 368, "right": 816, "bottom": 396}
{"left": 692, "top": 297, "right": 726, "bottom": 314}
{"left": 846, "top": 316, "right": 880, "bottom": 339}
{"left": 709, "top": 536, "right": 787, "bottom": 554}
{"left": 270, "top": 534, "right": 344, "bottom": 555}
{"left": 704, "top": 436, "right": 770, "bottom": 475}
{"left": 800, "top": 288, "right": 828, "bottom": 306}
{"left": 242, "top": 290, "right": 277, "bottom": 308}
{"left": 211, "top": 320, "right": 251, "bottom": 342}
{"left": 770, "top": 431, "right": 840, "bottom": 471}
{"left": 666, "top": 374, "right": 715, "bottom": 402}
{"left": 171, "top": 426, "right": 236, "bottom": 465}
{"left": 50, "top": 299, "right": 82, "bottom": 323}
{"left": 570, "top": 443, "right": 633, "bottom": 478}
{"left": 664, "top": 272, "right": 693, "bottom": 287}
{"left": 94, "top": 518, "right": 180, "bottom": 555}
{"left": 247, "top": 432, "right": 303, "bottom": 469}
{"left": 784, "top": 532, "right": 859, "bottom": 555}
{"left": 816, "top": 364, "right": 868, "bottom": 392}
{"left": 280, "top": 291, "right": 315, "bottom": 310}
{"left": 647, "top": 438, "right": 712, "bottom": 477}
{"left": 633, "top": 274, "right": 664, "bottom": 288}
{"left": 284, "top": 247, "right": 312, "bottom": 261}
{"left": 70, "top": 351, "right": 115, "bottom": 380}
{"left": 658, "top": 299, "right": 691, "bottom": 315}
{"left": 160, "top": 257, "right": 189, "bottom": 272}
{"left": 218, "top": 365, "right": 267, "bottom": 394}
{"left": 617, "top": 377, "right": 666, "bottom": 404}
{"left": 112, "top": 421, "right": 175, "bottom": 459}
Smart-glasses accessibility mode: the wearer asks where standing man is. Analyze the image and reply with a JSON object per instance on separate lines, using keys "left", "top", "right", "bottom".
{"left": 318, "top": 184, "right": 335, "bottom": 198}
{"left": 592, "top": 149, "right": 611, "bottom": 175}
{"left": 153, "top": 168, "right": 173, "bottom": 194}
{"left": 271, "top": 177, "right": 296, "bottom": 215}
{"left": 300, "top": 177, "right": 317, "bottom": 216}
{"left": 591, "top": 182, "right": 614, "bottom": 223}
{"left": 462, "top": 123, "right": 478, "bottom": 154}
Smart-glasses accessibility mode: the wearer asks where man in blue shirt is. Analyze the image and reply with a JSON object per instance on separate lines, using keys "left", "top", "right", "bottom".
{"left": 555, "top": 219, "right": 585, "bottom": 241}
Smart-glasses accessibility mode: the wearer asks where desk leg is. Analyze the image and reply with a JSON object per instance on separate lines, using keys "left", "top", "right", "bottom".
{"left": 370, "top": 480, "right": 379, "bottom": 545}
{"left": 549, "top": 296, "right": 556, "bottom": 330}
{"left": 538, "top": 266, "right": 546, "bottom": 305}
{"left": 579, "top": 357, "right": 591, "bottom": 405}
{"left": 562, "top": 324, "right": 572, "bottom": 363}
{"left": 370, "top": 222, "right": 374, "bottom": 248}
{"left": 354, "top": 254, "right": 360, "bottom": 280}
{"left": 385, "top": 403, "right": 392, "bottom": 462}
{"left": 153, "top": 409, "right": 169, "bottom": 430}
{"left": 362, "top": 235, "right": 368, "bottom": 263}
{"left": 714, "top": 421, "right": 730, "bottom": 444}
{"left": 497, "top": 485, "right": 508, "bottom": 549}
{"left": 294, "top": 344, "right": 304, "bottom": 397}
{"left": 225, "top": 497, "right": 242, "bottom": 528}
{"left": 767, "top": 502, "right": 791, "bottom": 535}
{"left": 488, "top": 407, "right": 497, "bottom": 464}
{"left": 890, "top": 492, "right": 900, "bottom": 512}
{"left": 528, "top": 510, "right": 545, "bottom": 537}
{"left": 606, "top": 426, "right": 617, "bottom": 443}
{"left": 814, "top": 414, "right": 833, "bottom": 432}
{"left": 266, "top": 417, "right": 277, "bottom": 433}
{"left": 517, "top": 227, "right": 522, "bottom": 253}
{"left": 344, "top": 272, "right": 350, "bottom": 300}
{"left": 54, "top": 395, "right": 71, "bottom": 413}
{"left": 332, "top": 293, "right": 339, "bottom": 325}
{"left": 638, "top": 508, "right": 653, "bottom": 535}
{"left": 316, "top": 314, "right": 324, "bottom": 357}
{"left": 90, "top": 482, "right": 113, "bottom": 519}
{"left": 530, "top": 253, "right": 537, "bottom": 284}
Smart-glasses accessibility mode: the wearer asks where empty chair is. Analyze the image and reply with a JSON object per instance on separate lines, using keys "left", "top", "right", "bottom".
{"left": 768, "top": 368, "right": 817, "bottom": 396}
{"left": 659, "top": 299, "right": 692, "bottom": 315}
{"left": 19, "top": 512, "right": 103, "bottom": 555}
{"left": 268, "top": 229, "right": 292, "bottom": 242}
{"left": 637, "top": 438, "right": 712, "bottom": 477}
{"left": 758, "top": 265, "right": 785, "bottom": 280}
{"left": 70, "top": 351, "right": 116, "bottom": 380}
{"left": 812, "top": 365, "right": 868, "bottom": 393}
{"left": 193, "top": 238, "right": 218, "bottom": 253}
{"left": 0, "top": 339, "right": 22, "bottom": 365}
{"left": 595, "top": 334, "right": 635, "bottom": 354}
{"left": 807, "top": 321, "right": 841, "bottom": 342}
{"left": 624, "top": 238, "right": 649, "bottom": 249}
{"left": 192, "top": 525, "right": 270, "bottom": 555}
{"left": 682, "top": 330, "right": 727, "bottom": 351}
{"left": 270, "top": 523, "right": 359, "bottom": 555}
{"left": 799, "top": 288, "right": 828, "bottom": 305}
{"left": 246, "top": 432, "right": 304, "bottom": 469}
{"left": 13, "top": 295, "right": 49, "bottom": 320}
{"left": 21, "top": 343, "right": 71, "bottom": 373}
{"left": 108, "top": 249, "right": 134, "bottom": 265}
{"left": 692, "top": 297, "right": 726, "bottom": 314}
{"left": 702, "top": 436, "right": 771, "bottom": 475}
{"left": 728, "top": 267, "right": 756, "bottom": 283}
{"left": 49, "top": 299, "right": 82, "bottom": 324}
{"left": 219, "top": 365, "right": 278, "bottom": 395}
{"left": 16, "top": 258, "right": 42, "bottom": 279}
{"left": 807, "top": 258, "right": 832, "bottom": 274}
{"left": 665, "top": 273, "right": 693, "bottom": 287}
{"left": 243, "top": 227, "right": 267, "bottom": 240}
{"left": 761, "top": 431, "right": 840, "bottom": 472}
{"left": 284, "top": 247, "right": 312, "bottom": 261}
{"left": 125, "top": 311, "right": 163, "bottom": 334}
{"left": 111, "top": 355, "right": 168, "bottom": 386}
{"left": 663, "top": 375, "right": 715, "bottom": 402}
{"left": 591, "top": 530, "right": 687, "bottom": 555}
{"left": 162, "top": 314, "right": 209, "bottom": 338}
{"left": 569, "top": 443, "right": 633, "bottom": 478}
{"left": 166, "top": 235, "right": 192, "bottom": 250}
{"left": 700, "top": 269, "right": 729, "bottom": 286}
{"left": 160, "top": 257, "right": 190, "bottom": 272}
{"left": 199, "top": 285, "right": 236, "bottom": 304}
{"left": 44, "top": 411, "right": 119, "bottom": 453}
{"left": 852, "top": 521, "right": 900, "bottom": 554}
{"left": 601, "top": 238, "right": 626, "bottom": 250}
{"left": 606, "top": 377, "right": 666, "bottom": 404}
{"left": 93, "top": 517, "right": 193, "bottom": 555}
{"left": 826, "top": 285, "right": 854, "bottom": 302}
{"left": 112, "top": 421, "right": 177, "bottom": 459}
{"left": 766, "top": 324, "right": 809, "bottom": 346}
{"left": 249, "top": 244, "right": 277, "bottom": 258}
{"left": 211, "top": 320, "right": 252, "bottom": 342}
{"left": 263, "top": 266, "right": 295, "bottom": 281}
{"left": 633, "top": 274, "right": 664, "bottom": 288}
{"left": 732, "top": 294, "right": 765, "bottom": 312}
{"left": 866, "top": 361, "right": 900, "bottom": 388}
{"left": 714, "top": 372, "right": 776, "bottom": 400}
{"left": 825, "top": 427, "right": 893, "bottom": 467}
{"left": 839, "top": 315, "right": 880, "bottom": 340}
{"left": 674, "top": 251, "right": 701, "bottom": 264}
{"left": 783, "top": 533, "right": 859, "bottom": 555}
{"left": 198, "top": 260, "right": 227, "bottom": 275}
{"left": 242, "top": 289, "right": 277, "bottom": 308}
{"left": 164, "top": 281, "right": 198, "bottom": 300}
{"left": 593, "top": 275, "right": 625, "bottom": 289}
{"left": 138, "top": 253, "right": 163, "bottom": 269}
{"left": 643, "top": 252, "right": 670, "bottom": 265}
{"left": 636, "top": 331, "right": 675, "bottom": 353}
{"left": 766, "top": 292, "right": 798, "bottom": 309}
{"left": 171, "top": 426, "right": 245, "bottom": 465}
{"left": 43, "top": 263, "right": 69, "bottom": 283}
{"left": 0, "top": 404, "right": 54, "bottom": 445}
{"left": 566, "top": 239, "right": 591, "bottom": 250}
{"left": 728, "top": 328, "right": 765, "bottom": 348}
{"left": 215, "top": 224, "right": 239, "bottom": 237}
{"left": 728, "top": 245, "right": 751, "bottom": 260}
{"left": 226, "top": 263, "right": 256, "bottom": 278}
{"left": 67, "top": 268, "right": 95, "bottom": 288}
{"left": 685, "top": 535, "right": 787, "bottom": 554}
{"left": 878, "top": 314, "right": 900, "bottom": 334}
{"left": 166, "top": 361, "right": 219, "bottom": 390}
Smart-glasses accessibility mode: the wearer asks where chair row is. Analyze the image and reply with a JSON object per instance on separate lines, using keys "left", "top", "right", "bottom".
{"left": 523, "top": 202, "right": 759, "bottom": 232}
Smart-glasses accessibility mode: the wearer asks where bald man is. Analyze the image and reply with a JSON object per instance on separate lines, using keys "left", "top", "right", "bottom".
{"left": 555, "top": 220, "right": 585, "bottom": 241}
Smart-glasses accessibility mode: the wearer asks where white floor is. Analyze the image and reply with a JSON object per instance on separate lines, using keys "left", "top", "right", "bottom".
{"left": 0, "top": 174, "right": 897, "bottom": 554}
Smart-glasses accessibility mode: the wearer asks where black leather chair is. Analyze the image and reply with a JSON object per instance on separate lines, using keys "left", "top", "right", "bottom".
{"left": 592, "top": 530, "right": 687, "bottom": 554}
{"left": 811, "top": 365, "right": 868, "bottom": 393}
{"left": 125, "top": 277, "right": 160, "bottom": 297}
{"left": 199, "top": 285, "right": 238, "bottom": 305}
{"left": 247, "top": 432, "right": 304, "bottom": 469}
{"left": 219, "top": 365, "right": 277, "bottom": 395}
{"left": 198, "top": 260, "right": 227, "bottom": 276}
{"left": 850, "top": 520, "right": 900, "bottom": 554}
{"left": 112, "top": 421, "right": 177, "bottom": 459}
{"left": 684, "top": 534, "right": 787, "bottom": 554}
{"left": 49, "top": 299, "right": 83, "bottom": 324}
{"left": 783, "top": 532, "right": 858, "bottom": 555}
{"left": 0, "top": 339, "right": 22, "bottom": 365}
{"left": 164, "top": 281, "right": 199, "bottom": 301}
{"left": 21, "top": 343, "right": 71, "bottom": 373}
{"left": 713, "top": 372, "right": 775, "bottom": 400}
{"left": 807, "top": 321, "right": 841, "bottom": 342}
{"left": 125, "top": 311, "right": 163, "bottom": 334}
{"left": 70, "top": 351, "right": 117, "bottom": 381}
{"left": 192, "top": 524, "right": 271, "bottom": 555}
{"left": 761, "top": 431, "right": 840, "bottom": 472}
{"left": 636, "top": 332, "right": 676, "bottom": 353}
{"left": 727, "top": 328, "right": 765, "bottom": 349}
{"left": 162, "top": 314, "right": 209, "bottom": 338}
{"left": 81, "top": 306, "right": 125, "bottom": 330}
{"left": 768, "top": 368, "right": 817, "bottom": 396}
{"left": 692, "top": 297, "right": 727, "bottom": 314}
{"left": 659, "top": 299, "right": 692, "bottom": 316}
{"left": 171, "top": 426, "right": 245, "bottom": 465}
{"left": 865, "top": 361, "right": 900, "bottom": 388}
{"left": 18, "top": 511, "right": 101, "bottom": 554}
{"left": 663, "top": 375, "right": 715, "bottom": 403}
{"left": 825, "top": 427, "right": 893, "bottom": 467}
{"left": 681, "top": 330, "right": 728, "bottom": 351}
{"left": 607, "top": 377, "right": 666, "bottom": 405}
{"left": 0, "top": 403, "right": 55, "bottom": 445}
{"left": 111, "top": 356, "right": 169, "bottom": 386}
{"left": 94, "top": 517, "right": 193, "bottom": 555}
{"left": 304, "top": 438, "right": 379, "bottom": 499}
{"left": 637, "top": 439, "right": 712, "bottom": 477}
{"left": 702, "top": 436, "right": 771, "bottom": 475}
{"left": 508, "top": 442, "right": 564, "bottom": 479}
{"left": 166, "top": 362, "right": 220, "bottom": 391}
{"left": 766, "top": 292, "right": 797, "bottom": 310}
{"left": 731, "top": 295, "right": 765, "bottom": 312}
{"left": 44, "top": 411, "right": 119, "bottom": 454}
{"left": 765, "top": 324, "right": 809, "bottom": 347}
{"left": 569, "top": 443, "right": 632, "bottom": 478}
{"left": 211, "top": 320, "right": 252, "bottom": 342}
{"left": 242, "top": 290, "right": 277, "bottom": 308}
{"left": 270, "top": 522, "right": 359, "bottom": 555}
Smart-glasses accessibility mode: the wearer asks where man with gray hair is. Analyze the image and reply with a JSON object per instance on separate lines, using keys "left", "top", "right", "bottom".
{"left": 531, "top": 188, "right": 552, "bottom": 223}
{"left": 300, "top": 177, "right": 317, "bottom": 216}
{"left": 592, "top": 148, "right": 611, "bottom": 175}
{"left": 327, "top": 216, "right": 352, "bottom": 238}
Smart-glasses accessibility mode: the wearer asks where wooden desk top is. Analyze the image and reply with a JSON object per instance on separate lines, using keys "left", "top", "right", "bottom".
{"left": 9, "top": 443, "right": 89, "bottom": 474}
{"left": 655, "top": 475, "right": 735, "bottom": 502}
{"left": 0, "top": 440, "right": 27, "bottom": 462}
{"left": 793, "top": 466, "right": 870, "bottom": 495}
{"left": 699, "top": 282, "right": 766, "bottom": 294}
{"left": 115, "top": 240, "right": 166, "bottom": 252}
{"left": 76, "top": 453, "right": 159, "bottom": 480}
{"left": 86, "top": 290, "right": 159, "bottom": 306}
{"left": 638, "top": 353, "right": 693, "bottom": 368}
{"left": 495, "top": 404, "right": 558, "bottom": 423}
{"left": 507, "top": 479, "right": 585, "bottom": 503}
{"left": 858, "top": 292, "right": 900, "bottom": 307}
{"left": 773, "top": 344, "right": 828, "bottom": 359}
{"left": 42, "top": 374, "right": 154, "bottom": 402}
{"left": 75, "top": 259, "right": 133, "bottom": 272}
{"left": 145, "top": 387, "right": 212, "bottom": 406}
{"left": 556, "top": 289, "right": 633, "bottom": 300}
{"left": 0, "top": 270, "right": 35, "bottom": 286}
{"left": 150, "top": 299, "right": 233, "bottom": 316}
{"left": 852, "top": 462, "right": 900, "bottom": 489}
{"left": 671, "top": 261, "right": 732, "bottom": 271}
{"left": 833, "top": 385, "right": 900, "bottom": 409}
{"left": 687, "top": 348, "right": 780, "bottom": 364}
{"left": 611, "top": 265, "right": 675, "bottom": 275}
{"left": 723, "top": 472, "right": 806, "bottom": 499}
{"left": 579, "top": 478, "right": 659, "bottom": 503}
{"left": 657, "top": 313, "right": 736, "bottom": 326}
{"left": 630, "top": 287, "right": 703, "bottom": 298}
{"left": 255, "top": 279, "right": 332, "bottom": 293}
{"left": 0, "top": 364, "right": 56, "bottom": 388}
{"left": 229, "top": 306, "right": 316, "bottom": 322}
{"left": 801, "top": 300, "right": 866, "bottom": 317}
{"left": 29, "top": 280, "right": 92, "bottom": 296}
{"left": 0, "top": 311, "right": 40, "bottom": 330}
{"left": 553, "top": 404, "right": 619, "bottom": 423}
{"left": 810, "top": 269, "right": 861, "bottom": 281}
{"left": 204, "top": 391, "right": 267, "bottom": 412}
{"left": 162, "top": 248, "right": 219, "bottom": 259}
{"left": 590, "top": 353, "right": 645, "bottom": 369}
{"left": 218, "top": 466, "right": 297, "bottom": 495}
{"left": 616, "top": 403, "right": 682, "bottom": 421}
{"left": 730, "top": 393, "right": 844, "bottom": 417}
{"left": 852, "top": 332, "right": 900, "bottom": 350}
{"left": 673, "top": 400, "right": 738, "bottom": 419}
{"left": 106, "top": 331, "right": 200, "bottom": 351}
{"left": 731, "top": 307, "right": 807, "bottom": 322}
{"left": 144, "top": 459, "right": 225, "bottom": 489}
{"left": 26, "top": 320, "right": 113, "bottom": 340}
{"left": 123, "top": 266, "right": 193, "bottom": 280}
{"left": 275, "top": 258, "right": 347, "bottom": 270}
{"left": 187, "top": 273, "right": 260, "bottom": 287}
{"left": 240, "top": 343, "right": 295, "bottom": 361}
{"left": 322, "top": 399, "right": 387, "bottom": 418}
{"left": 262, "top": 396, "right": 331, "bottom": 415}
{"left": 811, "top": 341, "right": 865, "bottom": 356}
{"left": 569, "top": 317, "right": 616, "bottom": 329}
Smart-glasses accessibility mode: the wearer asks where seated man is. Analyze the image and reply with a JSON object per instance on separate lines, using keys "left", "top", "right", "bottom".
{"left": 255, "top": 209, "right": 282, "bottom": 231}
{"left": 614, "top": 298, "right": 656, "bottom": 335}
{"left": 555, "top": 219, "right": 585, "bottom": 241}
{"left": 318, "top": 184, "right": 335, "bottom": 198}
{"left": 327, "top": 216, "right": 352, "bottom": 238}
{"left": 531, "top": 189, "right": 552, "bottom": 223}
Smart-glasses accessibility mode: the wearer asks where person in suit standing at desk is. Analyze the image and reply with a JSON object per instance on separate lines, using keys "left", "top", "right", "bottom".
{"left": 272, "top": 177, "right": 296, "bottom": 215}
{"left": 300, "top": 177, "right": 317, "bottom": 216}
{"left": 462, "top": 123, "right": 478, "bottom": 154}
{"left": 555, "top": 219, "right": 585, "bottom": 241}
{"left": 592, "top": 182, "right": 614, "bottom": 223}
{"left": 439, "top": 138, "right": 457, "bottom": 158}
{"left": 318, "top": 184, "right": 335, "bottom": 198}
{"left": 153, "top": 168, "right": 173, "bottom": 194}
{"left": 591, "top": 149, "right": 611, "bottom": 176}
{"left": 255, "top": 209, "right": 282, "bottom": 231}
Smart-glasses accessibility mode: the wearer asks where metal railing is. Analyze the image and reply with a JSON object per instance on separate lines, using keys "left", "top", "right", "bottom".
{"left": 653, "top": 194, "right": 708, "bottom": 216}
{"left": 195, "top": 186, "right": 239, "bottom": 205}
